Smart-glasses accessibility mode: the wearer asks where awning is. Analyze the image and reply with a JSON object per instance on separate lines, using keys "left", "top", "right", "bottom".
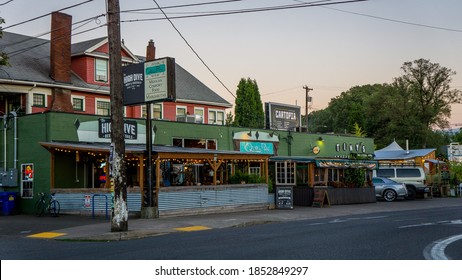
{"left": 39, "top": 141, "right": 271, "bottom": 161}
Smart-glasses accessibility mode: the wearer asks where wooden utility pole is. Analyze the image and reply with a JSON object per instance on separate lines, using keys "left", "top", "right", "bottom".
{"left": 303, "top": 85, "right": 313, "bottom": 132}
{"left": 107, "top": 0, "right": 128, "bottom": 232}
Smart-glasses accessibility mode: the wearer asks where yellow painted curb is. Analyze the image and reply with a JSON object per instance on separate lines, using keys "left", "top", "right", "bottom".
{"left": 175, "top": 226, "right": 210, "bottom": 232}
{"left": 27, "top": 232, "right": 67, "bottom": 239}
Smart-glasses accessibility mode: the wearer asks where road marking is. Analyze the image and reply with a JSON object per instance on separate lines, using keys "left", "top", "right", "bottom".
{"left": 27, "top": 232, "right": 67, "bottom": 239}
{"left": 400, "top": 220, "right": 462, "bottom": 229}
{"left": 175, "top": 226, "right": 210, "bottom": 232}
{"left": 424, "top": 234, "right": 462, "bottom": 260}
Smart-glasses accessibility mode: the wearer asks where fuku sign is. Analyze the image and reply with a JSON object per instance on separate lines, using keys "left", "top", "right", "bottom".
{"left": 123, "top": 57, "right": 176, "bottom": 105}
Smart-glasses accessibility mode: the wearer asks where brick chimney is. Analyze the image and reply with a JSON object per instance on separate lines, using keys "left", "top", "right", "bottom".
{"left": 50, "top": 12, "right": 72, "bottom": 83}
{"left": 146, "top": 39, "right": 156, "bottom": 61}
{"left": 49, "top": 11, "right": 73, "bottom": 112}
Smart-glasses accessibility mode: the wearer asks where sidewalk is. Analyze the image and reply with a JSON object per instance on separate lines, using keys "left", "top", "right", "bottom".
{"left": 46, "top": 197, "right": 462, "bottom": 241}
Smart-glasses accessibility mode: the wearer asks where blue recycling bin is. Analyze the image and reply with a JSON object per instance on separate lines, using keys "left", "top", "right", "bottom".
{"left": 0, "top": 192, "right": 18, "bottom": 216}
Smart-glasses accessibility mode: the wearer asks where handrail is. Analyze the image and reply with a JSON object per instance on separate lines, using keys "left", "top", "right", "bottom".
{"left": 91, "top": 194, "right": 108, "bottom": 220}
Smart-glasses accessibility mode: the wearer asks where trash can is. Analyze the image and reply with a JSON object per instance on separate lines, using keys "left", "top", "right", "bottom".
{"left": 0, "top": 192, "right": 18, "bottom": 216}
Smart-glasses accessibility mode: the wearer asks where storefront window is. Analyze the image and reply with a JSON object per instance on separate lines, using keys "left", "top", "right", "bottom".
{"left": 275, "top": 161, "right": 295, "bottom": 185}
{"left": 21, "top": 163, "right": 34, "bottom": 198}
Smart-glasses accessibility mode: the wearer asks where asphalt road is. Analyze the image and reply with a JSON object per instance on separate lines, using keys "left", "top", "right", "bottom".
{"left": 1, "top": 206, "right": 461, "bottom": 260}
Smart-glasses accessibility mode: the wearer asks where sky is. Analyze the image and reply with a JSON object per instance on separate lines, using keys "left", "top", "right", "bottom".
{"left": 1, "top": 0, "right": 462, "bottom": 125}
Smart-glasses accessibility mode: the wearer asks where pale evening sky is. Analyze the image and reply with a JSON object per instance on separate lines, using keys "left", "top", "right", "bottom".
{"left": 1, "top": 0, "right": 461, "bottom": 125}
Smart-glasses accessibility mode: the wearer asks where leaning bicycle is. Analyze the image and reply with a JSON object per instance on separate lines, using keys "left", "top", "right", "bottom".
{"left": 34, "top": 192, "right": 60, "bottom": 217}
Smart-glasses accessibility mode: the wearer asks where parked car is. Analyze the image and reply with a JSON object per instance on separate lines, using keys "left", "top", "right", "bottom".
{"left": 372, "top": 167, "right": 430, "bottom": 199}
{"left": 372, "top": 177, "right": 408, "bottom": 202}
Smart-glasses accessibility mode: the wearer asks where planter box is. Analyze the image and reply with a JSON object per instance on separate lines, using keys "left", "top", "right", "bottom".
{"left": 293, "top": 186, "right": 375, "bottom": 206}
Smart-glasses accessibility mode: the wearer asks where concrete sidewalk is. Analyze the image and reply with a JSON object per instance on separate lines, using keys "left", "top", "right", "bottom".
{"left": 43, "top": 197, "right": 462, "bottom": 241}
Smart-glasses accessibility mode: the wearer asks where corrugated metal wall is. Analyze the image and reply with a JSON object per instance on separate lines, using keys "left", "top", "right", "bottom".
{"left": 56, "top": 185, "right": 269, "bottom": 216}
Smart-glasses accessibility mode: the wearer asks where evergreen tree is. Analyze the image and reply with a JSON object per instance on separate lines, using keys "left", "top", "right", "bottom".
{"left": 234, "top": 78, "right": 265, "bottom": 128}
{"left": 0, "top": 17, "right": 8, "bottom": 66}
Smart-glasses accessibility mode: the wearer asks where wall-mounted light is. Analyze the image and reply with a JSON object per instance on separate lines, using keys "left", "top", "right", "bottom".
{"left": 269, "top": 132, "right": 274, "bottom": 137}
{"left": 318, "top": 137, "right": 323, "bottom": 141}
{"left": 255, "top": 131, "right": 259, "bottom": 139}
{"left": 247, "top": 131, "right": 252, "bottom": 137}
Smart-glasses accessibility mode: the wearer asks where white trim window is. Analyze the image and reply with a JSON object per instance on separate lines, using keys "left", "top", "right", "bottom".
{"left": 275, "top": 161, "right": 295, "bottom": 185}
{"left": 194, "top": 107, "right": 204, "bottom": 123}
{"left": 141, "top": 103, "right": 163, "bottom": 119}
{"left": 95, "top": 58, "right": 108, "bottom": 82}
{"left": 72, "top": 95, "right": 85, "bottom": 112}
{"left": 208, "top": 109, "right": 225, "bottom": 125}
{"left": 95, "top": 99, "right": 110, "bottom": 116}
{"left": 176, "top": 106, "right": 187, "bottom": 117}
{"left": 32, "top": 93, "right": 46, "bottom": 107}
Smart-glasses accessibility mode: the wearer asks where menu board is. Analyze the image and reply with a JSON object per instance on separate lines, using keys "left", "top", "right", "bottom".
{"left": 275, "top": 186, "right": 293, "bottom": 209}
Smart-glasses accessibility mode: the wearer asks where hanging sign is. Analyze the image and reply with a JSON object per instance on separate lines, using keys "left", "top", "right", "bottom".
{"left": 123, "top": 57, "right": 176, "bottom": 105}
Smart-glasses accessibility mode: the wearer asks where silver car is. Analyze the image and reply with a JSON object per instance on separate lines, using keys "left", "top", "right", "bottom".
{"left": 372, "top": 177, "right": 408, "bottom": 202}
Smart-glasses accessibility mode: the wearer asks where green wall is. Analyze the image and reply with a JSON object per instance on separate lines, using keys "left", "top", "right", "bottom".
{"left": 5, "top": 111, "right": 375, "bottom": 213}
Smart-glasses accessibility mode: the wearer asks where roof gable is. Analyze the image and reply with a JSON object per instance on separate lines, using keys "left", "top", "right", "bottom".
{"left": 1, "top": 32, "right": 231, "bottom": 107}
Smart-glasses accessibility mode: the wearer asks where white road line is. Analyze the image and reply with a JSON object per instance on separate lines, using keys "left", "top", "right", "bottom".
{"left": 423, "top": 234, "right": 462, "bottom": 260}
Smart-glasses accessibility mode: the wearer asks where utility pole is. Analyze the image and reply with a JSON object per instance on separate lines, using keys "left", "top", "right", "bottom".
{"left": 303, "top": 85, "right": 313, "bottom": 132}
{"left": 107, "top": 0, "right": 128, "bottom": 232}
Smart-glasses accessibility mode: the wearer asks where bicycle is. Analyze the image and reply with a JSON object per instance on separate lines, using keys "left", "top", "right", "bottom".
{"left": 34, "top": 192, "right": 60, "bottom": 217}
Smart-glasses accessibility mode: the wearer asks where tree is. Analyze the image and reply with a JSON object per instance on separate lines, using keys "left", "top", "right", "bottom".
{"left": 352, "top": 123, "right": 367, "bottom": 137}
{"left": 0, "top": 17, "right": 8, "bottom": 66}
{"left": 394, "top": 58, "right": 462, "bottom": 147}
{"left": 233, "top": 78, "right": 265, "bottom": 128}
{"left": 225, "top": 112, "right": 234, "bottom": 126}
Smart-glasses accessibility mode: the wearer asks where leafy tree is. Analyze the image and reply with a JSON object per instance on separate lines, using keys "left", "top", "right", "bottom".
{"left": 0, "top": 17, "right": 8, "bottom": 66}
{"left": 233, "top": 78, "right": 265, "bottom": 128}
{"left": 394, "top": 58, "right": 462, "bottom": 147}
{"left": 352, "top": 122, "right": 367, "bottom": 137}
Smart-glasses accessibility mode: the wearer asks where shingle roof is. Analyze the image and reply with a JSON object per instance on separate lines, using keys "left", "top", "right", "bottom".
{"left": 1, "top": 32, "right": 232, "bottom": 107}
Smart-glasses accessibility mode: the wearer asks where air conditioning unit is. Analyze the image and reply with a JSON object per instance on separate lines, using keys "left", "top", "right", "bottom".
{"left": 176, "top": 114, "right": 203, "bottom": 123}
{"left": 96, "top": 75, "right": 107, "bottom": 81}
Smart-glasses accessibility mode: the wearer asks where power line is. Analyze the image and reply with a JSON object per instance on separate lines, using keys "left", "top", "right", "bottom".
{"left": 122, "top": 0, "right": 244, "bottom": 14}
{"left": 2, "top": 0, "right": 95, "bottom": 30}
{"left": 121, "top": 0, "right": 367, "bottom": 23}
{"left": 152, "top": 0, "right": 236, "bottom": 99}
{"left": 0, "top": 0, "right": 14, "bottom": 6}
{"left": 6, "top": 16, "right": 106, "bottom": 57}
{"left": 320, "top": 4, "right": 462, "bottom": 33}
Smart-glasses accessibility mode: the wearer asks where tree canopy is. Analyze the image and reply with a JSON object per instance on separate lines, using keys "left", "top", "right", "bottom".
{"left": 233, "top": 78, "right": 265, "bottom": 128}
{"left": 0, "top": 17, "right": 8, "bottom": 66}
{"left": 309, "top": 59, "right": 461, "bottom": 149}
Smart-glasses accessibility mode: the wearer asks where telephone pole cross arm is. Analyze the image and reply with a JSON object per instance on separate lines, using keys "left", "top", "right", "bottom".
{"left": 303, "top": 85, "right": 313, "bottom": 132}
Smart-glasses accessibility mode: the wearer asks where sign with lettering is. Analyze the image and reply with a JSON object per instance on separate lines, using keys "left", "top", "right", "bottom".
{"left": 239, "top": 141, "right": 274, "bottom": 154}
{"left": 312, "top": 189, "right": 330, "bottom": 208}
{"left": 98, "top": 118, "right": 138, "bottom": 140}
{"left": 265, "top": 102, "right": 301, "bottom": 131}
{"left": 275, "top": 186, "right": 293, "bottom": 209}
{"left": 123, "top": 57, "right": 176, "bottom": 105}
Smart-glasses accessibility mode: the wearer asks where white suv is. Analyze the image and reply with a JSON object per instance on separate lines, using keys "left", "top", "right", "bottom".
{"left": 373, "top": 167, "right": 430, "bottom": 199}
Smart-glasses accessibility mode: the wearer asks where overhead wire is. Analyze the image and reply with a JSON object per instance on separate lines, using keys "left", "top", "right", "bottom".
{"left": 0, "top": 0, "right": 14, "bottom": 6}
{"left": 2, "top": 0, "right": 95, "bottom": 30}
{"left": 151, "top": 0, "right": 236, "bottom": 99}
{"left": 121, "top": 0, "right": 366, "bottom": 23}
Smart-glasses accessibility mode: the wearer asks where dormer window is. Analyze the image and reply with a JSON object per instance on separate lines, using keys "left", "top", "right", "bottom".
{"left": 95, "top": 58, "right": 108, "bottom": 82}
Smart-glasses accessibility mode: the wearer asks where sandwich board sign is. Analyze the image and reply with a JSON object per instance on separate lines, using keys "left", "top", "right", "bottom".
{"left": 123, "top": 57, "right": 176, "bottom": 105}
